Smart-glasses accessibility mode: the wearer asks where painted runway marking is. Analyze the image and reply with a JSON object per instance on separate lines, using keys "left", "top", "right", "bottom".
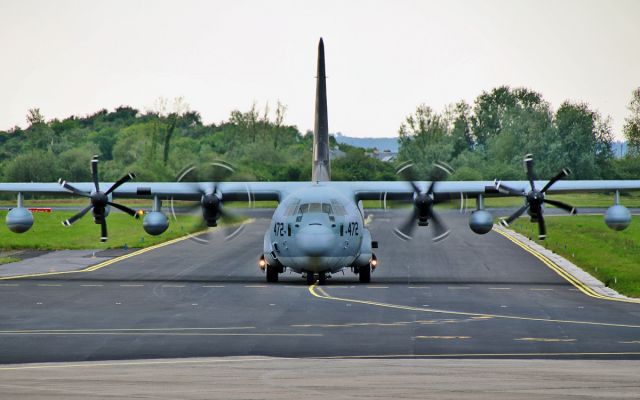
{"left": 0, "top": 327, "right": 256, "bottom": 334}
{"left": 161, "top": 284, "right": 185, "bottom": 288}
{"left": 80, "top": 284, "right": 103, "bottom": 287}
{"left": 619, "top": 340, "right": 640, "bottom": 344}
{"left": 202, "top": 285, "right": 225, "bottom": 288}
{"left": 36, "top": 284, "right": 61, "bottom": 287}
{"left": 0, "top": 332, "right": 322, "bottom": 337}
{"left": 414, "top": 336, "right": 471, "bottom": 340}
{"left": 515, "top": 338, "right": 576, "bottom": 342}
{"left": 309, "top": 284, "right": 640, "bottom": 329}
{"left": 493, "top": 228, "right": 640, "bottom": 304}
{"left": 245, "top": 285, "right": 267, "bottom": 288}
{"left": 489, "top": 287, "right": 511, "bottom": 290}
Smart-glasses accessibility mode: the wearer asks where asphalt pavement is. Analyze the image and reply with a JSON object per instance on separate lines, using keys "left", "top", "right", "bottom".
{"left": 0, "top": 209, "right": 639, "bottom": 364}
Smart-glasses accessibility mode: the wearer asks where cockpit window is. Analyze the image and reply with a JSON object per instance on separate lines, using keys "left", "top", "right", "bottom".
{"left": 322, "top": 203, "right": 332, "bottom": 215}
{"left": 297, "top": 203, "right": 309, "bottom": 214}
{"left": 284, "top": 199, "right": 301, "bottom": 217}
{"left": 330, "top": 199, "right": 346, "bottom": 216}
{"left": 308, "top": 203, "right": 322, "bottom": 213}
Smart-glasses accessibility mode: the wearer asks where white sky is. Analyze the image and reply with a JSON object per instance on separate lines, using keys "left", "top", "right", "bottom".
{"left": 1, "top": 0, "right": 638, "bottom": 139}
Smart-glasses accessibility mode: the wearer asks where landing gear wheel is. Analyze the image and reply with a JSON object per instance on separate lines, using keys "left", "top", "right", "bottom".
{"left": 306, "top": 272, "right": 316, "bottom": 285}
{"left": 266, "top": 265, "right": 279, "bottom": 283}
{"left": 318, "top": 272, "right": 327, "bottom": 285}
{"left": 359, "top": 265, "right": 371, "bottom": 283}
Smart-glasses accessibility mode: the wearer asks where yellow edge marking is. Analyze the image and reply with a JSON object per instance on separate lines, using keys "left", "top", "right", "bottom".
{"left": 492, "top": 228, "right": 640, "bottom": 304}
{"left": 307, "top": 283, "right": 640, "bottom": 329}
{"left": 0, "top": 233, "right": 198, "bottom": 281}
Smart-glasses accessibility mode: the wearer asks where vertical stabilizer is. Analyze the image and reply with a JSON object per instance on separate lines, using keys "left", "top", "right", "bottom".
{"left": 312, "top": 38, "right": 331, "bottom": 182}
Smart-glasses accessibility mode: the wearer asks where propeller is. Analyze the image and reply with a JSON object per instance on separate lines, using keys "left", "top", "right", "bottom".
{"left": 170, "top": 161, "right": 251, "bottom": 244}
{"left": 59, "top": 155, "right": 139, "bottom": 242}
{"left": 392, "top": 161, "right": 453, "bottom": 242}
{"left": 495, "top": 153, "right": 576, "bottom": 240}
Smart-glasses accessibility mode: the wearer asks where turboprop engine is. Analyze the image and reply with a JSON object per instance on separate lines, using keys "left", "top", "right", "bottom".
{"left": 143, "top": 211, "right": 169, "bottom": 235}
{"left": 6, "top": 206, "right": 34, "bottom": 233}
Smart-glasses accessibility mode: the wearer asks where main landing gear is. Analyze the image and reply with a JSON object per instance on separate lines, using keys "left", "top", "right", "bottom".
{"left": 358, "top": 265, "right": 371, "bottom": 283}
{"left": 266, "top": 265, "right": 279, "bottom": 283}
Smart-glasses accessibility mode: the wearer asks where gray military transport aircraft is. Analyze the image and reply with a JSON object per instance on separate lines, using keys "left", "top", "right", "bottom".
{"left": 1, "top": 39, "right": 640, "bottom": 285}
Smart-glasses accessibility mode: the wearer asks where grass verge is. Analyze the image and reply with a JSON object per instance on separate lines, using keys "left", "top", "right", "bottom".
{"left": 0, "top": 210, "right": 203, "bottom": 250}
{"left": 508, "top": 215, "right": 640, "bottom": 298}
{"left": 0, "top": 257, "right": 20, "bottom": 265}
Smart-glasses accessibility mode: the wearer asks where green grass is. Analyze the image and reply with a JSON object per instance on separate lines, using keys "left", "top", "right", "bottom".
{"left": 0, "top": 210, "right": 204, "bottom": 250}
{"left": 508, "top": 215, "right": 640, "bottom": 298}
{"left": 0, "top": 256, "right": 20, "bottom": 265}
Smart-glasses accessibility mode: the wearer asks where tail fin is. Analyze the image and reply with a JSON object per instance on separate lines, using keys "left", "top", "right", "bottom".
{"left": 312, "top": 38, "right": 331, "bottom": 182}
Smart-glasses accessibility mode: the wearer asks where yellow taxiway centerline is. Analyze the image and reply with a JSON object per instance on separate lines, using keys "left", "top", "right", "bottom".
{"left": 308, "top": 283, "right": 640, "bottom": 329}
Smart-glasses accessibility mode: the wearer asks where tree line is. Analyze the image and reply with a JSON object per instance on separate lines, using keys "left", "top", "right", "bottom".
{"left": 0, "top": 87, "right": 638, "bottom": 187}
{"left": 398, "top": 86, "right": 640, "bottom": 181}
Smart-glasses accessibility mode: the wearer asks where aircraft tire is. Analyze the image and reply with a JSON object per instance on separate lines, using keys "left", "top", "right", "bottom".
{"left": 266, "top": 265, "right": 279, "bottom": 283}
{"left": 318, "top": 272, "right": 327, "bottom": 285}
{"left": 359, "top": 265, "right": 371, "bottom": 283}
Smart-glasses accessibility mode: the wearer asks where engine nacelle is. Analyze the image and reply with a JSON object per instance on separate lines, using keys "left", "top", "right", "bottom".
{"left": 143, "top": 211, "right": 169, "bottom": 235}
{"left": 6, "top": 207, "right": 34, "bottom": 233}
{"left": 604, "top": 205, "right": 631, "bottom": 231}
{"left": 469, "top": 210, "right": 493, "bottom": 234}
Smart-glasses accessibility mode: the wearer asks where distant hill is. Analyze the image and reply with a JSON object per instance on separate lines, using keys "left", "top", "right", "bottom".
{"left": 333, "top": 133, "right": 399, "bottom": 152}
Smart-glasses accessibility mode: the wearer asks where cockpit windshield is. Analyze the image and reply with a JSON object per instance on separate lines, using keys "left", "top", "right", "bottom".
{"left": 298, "top": 202, "right": 332, "bottom": 215}
{"left": 296, "top": 202, "right": 334, "bottom": 222}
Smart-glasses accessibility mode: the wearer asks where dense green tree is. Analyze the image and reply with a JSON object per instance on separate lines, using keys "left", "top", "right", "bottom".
{"left": 623, "top": 88, "right": 640, "bottom": 156}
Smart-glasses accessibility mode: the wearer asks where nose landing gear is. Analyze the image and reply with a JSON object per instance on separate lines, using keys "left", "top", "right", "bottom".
{"left": 305, "top": 271, "right": 329, "bottom": 285}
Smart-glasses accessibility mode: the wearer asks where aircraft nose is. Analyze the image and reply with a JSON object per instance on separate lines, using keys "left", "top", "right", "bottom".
{"left": 297, "top": 224, "right": 335, "bottom": 256}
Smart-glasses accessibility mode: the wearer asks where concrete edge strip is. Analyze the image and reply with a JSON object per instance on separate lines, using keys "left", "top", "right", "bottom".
{"left": 0, "top": 219, "right": 257, "bottom": 281}
{"left": 492, "top": 224, "right": 640, "bottom": 304}
{"left": 0, "top": 232, "right": 200, "bottom": 281}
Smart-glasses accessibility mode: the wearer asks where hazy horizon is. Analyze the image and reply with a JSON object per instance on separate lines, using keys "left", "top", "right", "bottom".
{"left": 1, "top": 0, "right": 638, "bottom": 139}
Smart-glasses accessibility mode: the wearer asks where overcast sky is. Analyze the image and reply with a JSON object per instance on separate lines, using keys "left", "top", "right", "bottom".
{"left": 1, "top": 0, "right": 638, "bottom": 138}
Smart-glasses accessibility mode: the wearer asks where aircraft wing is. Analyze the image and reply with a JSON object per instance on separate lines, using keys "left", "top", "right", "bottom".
{"left": 339, "top": 180, "right": 640, "bottom": 201}
{"left": 0, "top": 182, "right": 307, "bottom": 202}
{"left": 2, "top": 180, "right": 640, "bottom": 203}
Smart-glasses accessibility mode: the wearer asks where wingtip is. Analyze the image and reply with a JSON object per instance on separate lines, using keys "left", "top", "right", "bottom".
{"left": 500, "top": 220, "right": 509, "bottom": 227}
{"left": 100, "top": 237, "right": 108, "bottom": 243}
